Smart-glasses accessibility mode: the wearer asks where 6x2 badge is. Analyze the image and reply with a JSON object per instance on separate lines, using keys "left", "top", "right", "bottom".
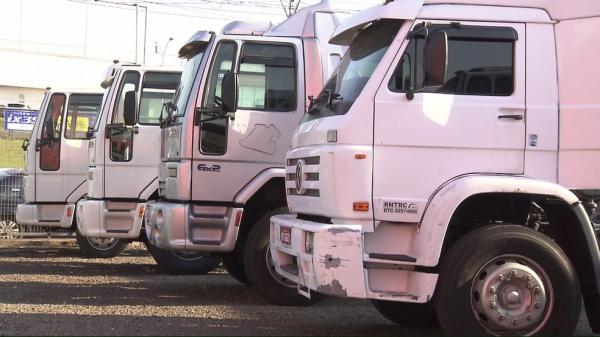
{"left": 198, "top": 164, "right": 221, "bottom": 172}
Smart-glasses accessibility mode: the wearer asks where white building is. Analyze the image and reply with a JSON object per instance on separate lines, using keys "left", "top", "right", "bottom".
{"left": 0, "top": 0, "right": 377, "bottom": 110}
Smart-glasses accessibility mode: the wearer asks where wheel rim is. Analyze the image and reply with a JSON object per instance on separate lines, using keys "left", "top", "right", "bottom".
{"left": 470, "top": 254, "right": 554, "bottom": 336}
{"left": 0, "top": 220, "right": 19, "bottom": 239}
{"left": 86, "top": 237, "right": 120, "bottom": 251}
{"left": 170, "top": 250, "right": 209, "bottom": 262}
{"left": 265, "top": 245, "right": 296, "bottom": 288}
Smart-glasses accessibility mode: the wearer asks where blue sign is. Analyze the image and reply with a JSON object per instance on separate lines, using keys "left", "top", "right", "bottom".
{"left": 4, "top": 109, "right": 38, "bottom": 131}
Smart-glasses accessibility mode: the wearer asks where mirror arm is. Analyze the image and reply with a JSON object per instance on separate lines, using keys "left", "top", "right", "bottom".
{"left": 194, "top": 108, "right": 231, "bottom": 125}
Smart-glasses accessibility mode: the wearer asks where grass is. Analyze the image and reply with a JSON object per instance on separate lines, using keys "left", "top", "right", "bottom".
{"left": 0, "top": 138, "right": 26, "bottom": 169}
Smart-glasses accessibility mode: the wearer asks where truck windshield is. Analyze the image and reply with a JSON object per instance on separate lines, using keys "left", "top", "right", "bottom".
{"left": 171, "top": 45, "right": 209, "bottom": 117}
{"left": 304, "top": 19, "right": 402, "bottom": 122}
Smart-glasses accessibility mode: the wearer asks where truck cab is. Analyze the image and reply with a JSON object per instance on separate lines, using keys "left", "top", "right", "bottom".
{"left": 16, "top": 88, "right": 123, "bottom": 256}
{"left": 270, "top": 0, "right": 600, "bottom": 334}
{"left": 144, "top": 0, "right": 345, "bottom": 304}
{"left": 76, "top": 63, "right": 219, "bottom": 273}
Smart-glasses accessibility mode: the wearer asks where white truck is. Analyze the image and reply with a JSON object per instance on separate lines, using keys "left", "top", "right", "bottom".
{"left": 76, "top": 63, "right": 221, "bottom": 273}
{"left": 144, "top": 1, "right": 344, "bottom": 304}
{"left": 16, "top": 88, "right": 126, "bottom": 257}
{"left": 270, "top": 0, "right": 600, "bottom": 335}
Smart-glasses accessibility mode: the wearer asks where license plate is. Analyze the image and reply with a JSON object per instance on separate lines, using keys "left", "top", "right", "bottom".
{"left": 280, "top": 226, "right": 291, "bottom": 245}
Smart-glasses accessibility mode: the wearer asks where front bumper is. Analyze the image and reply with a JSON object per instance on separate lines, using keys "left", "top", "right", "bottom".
{"left": 76, "top": 199, "right": 144, "bottom": 239}
{"left": 145, "top": 200, "right": 242, "bottom": 252}
{"left": 16, "top": 203, "right": 75, "bottom": 228}
{"left": 270, "top": 214, "right": 437, "bottom": 302}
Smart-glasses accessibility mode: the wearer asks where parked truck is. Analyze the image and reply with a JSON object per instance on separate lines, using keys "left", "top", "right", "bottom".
{"left": 16, "top": 88, "right": 124, "bottom": 256}
{"left": 143, "top": 0, "right": 345, "bottom": 304}
{"left": 76, "top": 63, "right": 221, "bottom": 273}
{"left": 270, "top": 0, "right": 600, "bottom": 334}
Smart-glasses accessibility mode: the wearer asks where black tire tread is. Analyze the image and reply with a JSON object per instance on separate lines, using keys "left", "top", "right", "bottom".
{"left": 243, "top": 207, "right": 324, "bottom": 306}
{"left": 145, "top": 241, "right": 219, "bottom": 275}
{"left": 75, "top": 230, "right": 129, "bottom": 258}
{"left": 435, "top": 224, "right": 581, "bottom": 336}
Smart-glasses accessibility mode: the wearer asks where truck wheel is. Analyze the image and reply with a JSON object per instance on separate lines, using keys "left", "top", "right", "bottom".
{"left": 145, "top": 241, "right": 219, "bottom": 275}
{"left": 76, "top": 230, "right": 129, "bottom": 258}
{"left": 222, "top": 250, "right": 249, "bottom": 285}
{"left": 435, "top": 224, "right": 581, "bottom": 336}
{"left": 243, "top": 208, "right": 324, "bottom": 306}
{"left": 371, "top": 300, "right": 439, "bottom": 328}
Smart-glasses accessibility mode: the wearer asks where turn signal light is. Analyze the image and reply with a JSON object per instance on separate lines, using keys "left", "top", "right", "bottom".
{"left": 67, "top": 207, "right": 73, "bottom": 218}
{"left": 353, "top": 202, "right": 369, "bottom": 212}
{"left": 355, "top": 153, "right": 366, "bottom": 159}
{"left": 234, "top": 210, "right": 243, "bottom": 226}
{"left": 138, "top": 206, "right": 145, "bottom": 218}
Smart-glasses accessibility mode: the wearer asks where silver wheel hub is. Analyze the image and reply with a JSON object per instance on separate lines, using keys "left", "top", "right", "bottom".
{"left": 471, "top": 256, "right": 552, "bottom": 335}
{"left": 171, "top": 250, "right": 207, "bottom": 262}
{"left": 0, "top": 221, "right": 19, "bottom": 239}
{"left": 87, "top": 237, "right": 120, "bottom": 251}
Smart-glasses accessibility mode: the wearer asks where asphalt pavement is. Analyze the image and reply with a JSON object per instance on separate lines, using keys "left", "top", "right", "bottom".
{"left": 0, "top": 240, "right": 595, "bottom": 336}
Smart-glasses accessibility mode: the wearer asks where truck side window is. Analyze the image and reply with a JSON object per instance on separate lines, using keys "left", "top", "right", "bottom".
{"left": 389, "top": 24, "right": 516, "bottom": 96}
{"left": 238, "top": 43, "right": 296, "bottom": 112}
{"left": 40, "top": 93, "right": 66, "bottom": 171}
{"left": 110, "top": 71, "right": 140, "bottom": 162}
{"left": 64, "top": 94, "right": 103, "bottom": 139}
{"left": 138, "top": 72, "right": 180, "bottom": 125}
{"left": 112, "top": 71, "right": 140, "bottom": 124}
{"left": 200, "top": 40, "right": 237, "bottom": 155}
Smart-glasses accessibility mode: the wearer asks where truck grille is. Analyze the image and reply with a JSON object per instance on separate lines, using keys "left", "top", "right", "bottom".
{"left": 158, "top": 180, "right": 166, "bottom": 198}
{"left": 285, "top": 156, "right": 320, "bottom": 197}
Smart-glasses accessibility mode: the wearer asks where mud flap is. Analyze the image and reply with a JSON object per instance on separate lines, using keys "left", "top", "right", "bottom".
{"left": 582, "top": 289, "right": 600, "bottom": 333}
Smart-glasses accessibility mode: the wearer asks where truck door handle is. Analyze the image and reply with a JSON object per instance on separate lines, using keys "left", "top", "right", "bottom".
{"left": 498, "top": 114, "right": 523, "bottom": 120}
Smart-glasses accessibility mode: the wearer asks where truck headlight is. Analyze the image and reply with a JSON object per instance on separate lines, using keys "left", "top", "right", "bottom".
{"left": 164, "top": 125, "right": 182, "bottom": 160}
{"left": 88, "top": 139, "right": 96, "bottom": 166}
{"left": 305, "top": 231, "right": 314, "bottom": 254}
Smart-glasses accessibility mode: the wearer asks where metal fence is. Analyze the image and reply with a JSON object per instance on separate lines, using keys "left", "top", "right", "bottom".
{"left": 0, "top": 114, "right": 48, "bottom": 239}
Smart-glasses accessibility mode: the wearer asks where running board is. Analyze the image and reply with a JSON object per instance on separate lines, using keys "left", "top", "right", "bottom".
{"left": 368, "top": 253, "right": 417, "bottom": 263}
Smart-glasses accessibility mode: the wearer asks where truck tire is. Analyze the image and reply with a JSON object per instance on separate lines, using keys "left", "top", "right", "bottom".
{"left": 222, "top": 250, "right": 250, "bottom": 285}
{"left": 243, "top": 208, "right": 324, "bottom": 306}
{"left": 435, "top": 224, "right": 581, "bottom": 336}
{"left": 371, "top": 300, "right": 439, "bottom": 328}
{"left": 145, "top": 241, "right": 219, "bottom": 275}
{"left": 76, "top": 230, "right": 129, "bottom": 258}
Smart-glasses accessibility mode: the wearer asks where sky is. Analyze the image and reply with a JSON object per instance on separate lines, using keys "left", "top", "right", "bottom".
{"left": 0, "top": 0, "right": 382, "bottom": 105}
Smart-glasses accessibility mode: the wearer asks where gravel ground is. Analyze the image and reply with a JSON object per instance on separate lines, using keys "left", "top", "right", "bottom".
{"left": 0, "top": 239, "right": 596, "bottom": 336}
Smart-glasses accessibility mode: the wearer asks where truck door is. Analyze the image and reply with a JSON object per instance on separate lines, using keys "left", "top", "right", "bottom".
{"left": 61, "top": 94, "right": 103, "bottom": 200}
{"left": 372, "top": 21, "right": 526, "bottom": 222}
{"left": 34, "top": 92, "right": 67, "bottom": 202}
{"left": 35, "top": 93, "right": 103, "bottom": 202}
{"left": 192, "top": 39, "right": 302, "bottom": 202}
{"left": 103, "top": 71, "right": 180, "bottom": 198}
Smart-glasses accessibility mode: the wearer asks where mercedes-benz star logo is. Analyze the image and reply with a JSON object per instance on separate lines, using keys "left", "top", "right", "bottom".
{"left": 295, "top": 159, "right": 306, "bottom": 195}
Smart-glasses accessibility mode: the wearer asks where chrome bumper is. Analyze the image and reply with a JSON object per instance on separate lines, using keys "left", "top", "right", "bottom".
{"left": 16, "top": 203, "right": 75, "bottom": 228}
{"left": 77, "top": 199, "right": 144, "bottom": 239}
{"left": 145, "top": 200, "right": 242, "bottom": 252}
{"left": 269, "top": 214, "right": 437, "bottom": 302}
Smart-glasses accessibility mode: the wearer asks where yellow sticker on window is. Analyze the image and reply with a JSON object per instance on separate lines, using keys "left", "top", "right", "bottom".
{"left": 66, "top": 116, "right": 90, "bottom": 132}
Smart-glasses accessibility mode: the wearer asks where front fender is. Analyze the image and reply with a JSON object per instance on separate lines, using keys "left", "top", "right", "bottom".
{"left": 414, "top": 174, "right": 580, "bottom": 267}
{"left": 233, "top": 168, "right": 285, "bottom": 205}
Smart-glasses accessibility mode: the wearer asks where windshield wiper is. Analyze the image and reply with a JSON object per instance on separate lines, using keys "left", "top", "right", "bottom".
{"left": 159, "top": 102, "right": 177, "bottom": 128}
{"left": 327, "top": 91, "right": 343, "bottom": 109}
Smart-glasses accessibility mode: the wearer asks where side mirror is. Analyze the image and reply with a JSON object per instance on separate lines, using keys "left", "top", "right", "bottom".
{"left": 123, "top": 90, "right": 137, "bottom": 126}
{"left": 220, "top": 72, "right": 238, "bottom": 113}
{"left": 423, "top": 31, "right": 448, "bottom": 87}
{"left": 86, "top": 126, "right": 95, "bottom": 140}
